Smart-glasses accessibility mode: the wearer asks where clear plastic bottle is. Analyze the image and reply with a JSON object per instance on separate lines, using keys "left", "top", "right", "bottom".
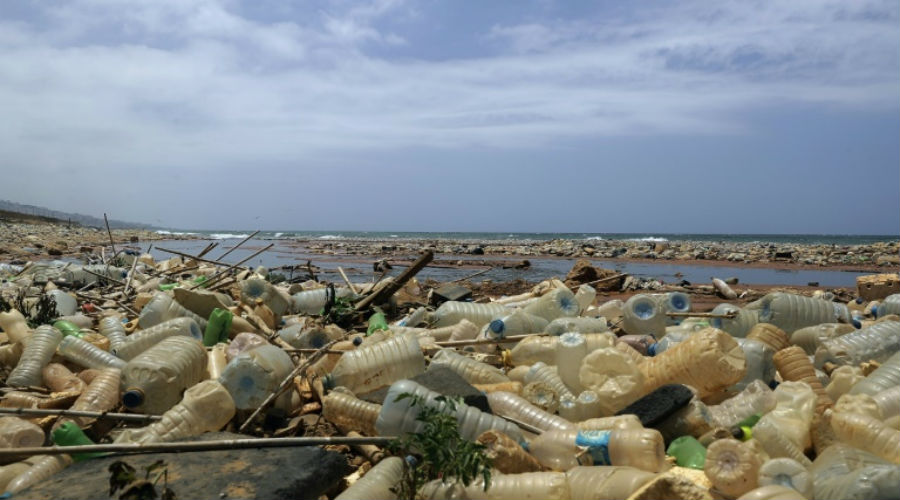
{"left": 592, "top": 299, "right": 624, "bottom": 323}
{"left": 291, "top": 287, "right": 355, "bottom": 315}
{"left": 47, "top": 289, "right": 77, "bottom": 317}
{"left": 322, "top": 390, "right": 381, "bottom": 436}
{"left": 566, "top": 465, "right": 657, "bottom": 500}
{"left": 830, "top": 411, "right": 900, "bottom": 463}
{"left": 420, "top": 472, "right": 569, "bottom": 500}
{"left": 755, "top": 381, "right": 816, "bottom": 453}
{"left": 138, "top": 291, "right": 208, "bottom": 330}
{"left": 0, "top": 309, "right": 30, "bottom": 344}
{"left": 544, "top": 317, "right": 609, "bottom": 336}
{"left": 872, "top": 385, "right": 900, "bottom": 421}
{"left": 815, "top": 320, "right": 900, "bottom": 368}
{"left": 759, "top": 292, "right": 850, "bottom": 333}
{"left": 430, "top": 349, "right": 510, "bottom": 385}
{"left": 573, "top": 390, "right": 603, "bottom": 421}
{"left": 113, "top": 317, "right": 202, "bottom": 361}
{"left": 375, "top": 379, "right": 523, "bottom": 442}
{"left": 622, "top": 294, "right": 666, "bottom": 337}
{"left": 850, "top": 351, "right": 900, "bottom": 395}
{"left": 527, "top": 428, "right": 667, "bottom": 472}
{"left": 523, "top": 288, "right": 580, "bottom": 322}
{"left": 429, "top": 301, "right": 509, "bottom": 329}
{"left": 732, "top": 338, "right": 775, "bottom": 393}
{"left": 241, "top": 278, "right": 291, "bottom": 317}
{"left": 773, "top": 345, "right": 832, "bottom": 413}
{"left": 654, "top": 292, "right": 692, "bottom": 325}
{"left": 826, "top": 365, "right": 865, "bottom": 401}
{"left": 876, "top": 293, "right": 900, "bottom": 318}
{"left": 639, "top": 328, "right": 746, "bottom": 397}
{"left": 207, "top": 343, "right": 228, "bottom": 380}
{"left": 646, "top": 329, "right": 690, "bottom": 356}
{"left": 0, "top": 462, "right": 32, "bottom": 492}
{"left": 711, "top": 304, "right": 760, "bottom": 338}
{"left": 0, "top": 417, "right": 45, "bottom": 449}
{"left": 811, "top": 443, "right": 900, "bottom": 500}
{"left": 556, "top": 333, "right": 587, "bottom": 393}
{"left": 789, "top": 323, "right": 855, "bottom": 355}
{"left": 219, "top": 344, "right": 294, "bottom": 410}
{"left": 746, "top": 323, "right": 791, "bottom": 352}
{"left": 57, "top": 335, "right": 127, "bottom": 371}
{"left": 62, "top": 368, "right": 121, "bottom": 429}
{"left": 7, "top": 325, "right": 62, "bottom": 387}
{"left": 523, "top": 381, "right": 560, "bottom": 413}
{"left": 41, "top": 363, "right": 86, "bottom": 394}
{"left": 525, "top": 362, "right": 575, "bottom": 402}
{"left": 98, "top": 316, "right": 128, "bottom": 353}
{"left": 323, "top": 333, "right": 425, "bottom": 394}
{"left": 447, "top": 319, "right": 479, "bottom": 341}
{"left": 486, "top": 309, "right": 549, "bottom": 339}
{"left": 4, "top": 454, "right": 71, "bottom": 494}
{"left": 703, "top": 438, "right": 761, "bottom": 497}
{"left": 122, "top": 336, "right": 207, "bottom": 415}
{"left": 115, "top": 380, "right": 235, "bottom": 444}
{"left": 486, "top": 391, "right": 573, "bottom": 432}
{"left": 708, "top": 380, "right": 775, "bottom": 428}
{"left": 573, "top": 284, "right": 596, "bottom": 313}
{"left": 335, "top": 456, "right": 404, "bottom": 500}
{"left": 757, "top": 458, "right": 813, "bottom": 498}
{"left": 576, "top": 414, "right": 643, "bottom": 431}
{"left": 578, "top": 348, "right": 644, "bottom": 416}
{"left": 752, "top": 417, "right": 812, "bottom": 467}
{"left": 225, "top": 332, "right": 268, "bottom": 362}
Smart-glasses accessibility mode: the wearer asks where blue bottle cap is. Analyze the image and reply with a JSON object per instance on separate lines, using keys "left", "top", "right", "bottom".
{"left": 122, "top": 389, "right": 144, "bottom": 408}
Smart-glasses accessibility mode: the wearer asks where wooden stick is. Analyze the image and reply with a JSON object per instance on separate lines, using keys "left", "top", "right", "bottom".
{"left": 451, "top": 267, "right": 492, "bottom": 283}
{"left": 0, "top": 435, "right": 398, "bottom": 459}
{"left": 337, "top": 267, "right": 359, "bottom": 294}
{"left": 497, "top": 414, "right": 544, "bottom": 435}
{"left": 80, "top": 268, "right": 127, "bottom": 287}
{"left": 196, "top": 241, "right": 219, "bottom": 258}
{"left": 217, "top": 230, "right": 260, "bottom": 260}
{"left": 434, "top": 334, "right": 542, "bottom": 347}
{"left": 103, "top": 213, "right": 117, "bottom": 258}
{"left": 191, "top": 244, "right": 274, "bottom": 290}
{"left": 122, "top": 251, "right": 140, "bottom": 297}
{"left": 0, "top": 407, "right": 161, "bottom": 422}
{"left": 355, "top": 250, "right": 433, "bottom": 311}
{"left": 568, "top": 273, "right": 627, "bottom": 291}
{"left": 665, "top": 311, "right": 737, "bottom": 319}
{"left": 155, "top": 247, "right": 236, "bottom": 268}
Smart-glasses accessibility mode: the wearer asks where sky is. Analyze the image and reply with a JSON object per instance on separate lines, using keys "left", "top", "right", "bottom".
{"left": 0, "top": 0, "right": 898, "bottom": 234}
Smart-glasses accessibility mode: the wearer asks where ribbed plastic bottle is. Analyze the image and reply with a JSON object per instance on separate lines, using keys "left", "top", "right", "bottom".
{"left": 578, "top": 348, "right": 644, "bottom": 416}
{"left": 566, "top": 466, "right": 657, "bottom": 500}
{"left": 219, "top": 344, "right": 294, "bottom": 410}
{"left": 41, "top": 363, "right": 85, "bottom": 394}
{"left": 112, "top": 318, "right": 202, "bottom": 361}
{"left": 755, "top": 381, "right": 816, "bottom": 453}
{"left": 430, "top": 349, "right": 509, "bottom": 385}
{"left": 577, "top": 414, "right": 643, "bottom": 431}
{"left": 639, "top": 328, "right": 746, "bottom": 397}
{"left": 850, "top": 351, "right": 900, "bottom": 396}
{"left": 430, "top": 301, "right": 509, "bottom": 329}
{"left": 555, "top": 333, "right": 587, "bottom": 393}
{"left": 0, "top": 417, "right": 44, "bottom": 449}
{"left": 524, "top": 288, "right": 580, "bottom": 322}
{"left": 746, "top": 323, "right": 791, "bottom": 352}
{"left": 62, "top": 368, "right": 121, "bottom": 429}
{"left": 815, "top": 320, "right": 900, "bottom": 368}
{"left": 0, "top": 462, "right": 32, "bottom": 492}
{"left": 508, "top": 333, "right": 615, "bottom": 366}
{"left": 322, "top": 390, "right": 381, "bottom": 436}
{"left": 291, "top": 287, "right": 354, "bottom": 315}
{"left": 527, "top": 428, "right": 667, "bottom": 472}
{"left": 756, "top": 458, "right": 813, "bottom": 498}
{"left": 872, "top": 385, "right": 900, "bottom": 421}
{"left": 376, "top": 379, "right": 523, "bottom": 442}
{"left": 759, "top": 292, "right": 850, "bottom": 333}
{"left": 241, "top": 278, "right": 290, "bottom": 317}
{"left": 732, "top": 338, "right": 775, "bottom": 393}
{"left": 121, "top": 336, "right": 207, "bottom": 415}
{"left": 138, "top": 291, "right": 208, "bottom": 330}
{"left": 525, "top": 362, "right": 575, "bottom": 402}
{"left": 810, "top": 443, "right": 900, "bottom": 500}
{"left": 114, "top": 380, "right": 235, "bottom": 444}
{"left": 708, "top": 380, "right": 775, "bottom": 428}
{"left": 7, "top": 325, "right": 62, "bottom": 387}
{"left": 57, "top": 335, "right": 126, "bottom": 371}
{"left": 0, "top": 309, "right": 30, "bottom": 344}
{"left": 574, "top": 284, "right": 596, "bottom": 313}
{"left": 877, "top": 293, "right": 900, "bottom": 318}
{"left": 703, "top": 438, "right": 761, "bottom": 498}
{"left": 752, "top": 416, "right": 812, "bottom": 467}
{"left": 544, "top": 317, "right": 609, "bottom": 336}
{"left": 486, "top": 309, "right": 549, "bottom": 339}
{"left": 335, "top": 456, "right": 404, "bottom": 500}
{"left": 774, "top": 345, "right": 833, "bottom": 413}
{"left": 98, "top": 316, "right": 128, "bottom": 353}
{"left": 711, "top": 304, "right": 759, "bottom": 338}
{"left": 323, "top": 333, "right": 425, "bottom": 394}
{"left": 420, "top": 472, "right": 570, "bottom": 500}
{"left": 830, "top": 411, "right": 900, "bottom": 463}
{"left": 4, "top": 455, "right": 72, "bottom": 494}
{"left": 486, "top": 391, "right": 573, "bottom": 432}
{"left": 789, "top": 323, "right": 855, "bottom": 355}
{"left": 622, "top": 294, "right": 666, "bottom": 336}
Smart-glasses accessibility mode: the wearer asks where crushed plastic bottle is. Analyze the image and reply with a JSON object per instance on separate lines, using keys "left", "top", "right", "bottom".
{"left": 814, "top": 320, "right": 900, "bottom": 368}
{"left": 578, "top": 347, "right": 645, "bottom": 416}
{"left": 122, "top": 336, "right": 207, "bottom": 414}
{"left": 7, "top": 325, "right": 62, "bottom": 387}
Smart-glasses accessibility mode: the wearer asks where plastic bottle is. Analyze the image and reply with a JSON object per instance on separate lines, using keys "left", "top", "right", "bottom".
{"left": 830, "top": 411, "right": 900, "bottom": 463}
{"left": 757, "top": 458, "right": 812, "bottom": 498}
{"left": 653, "top": 292, "right": 692, "bottom": 325}
{"left": 115, "top": 380, "right": 235, "bottom": 444}
{"left": 759, "top": 292, "right": 850, "bottom": 333}
{"left": 279, "top": 324, "right": 345, "bottom": 349}
{"left": 737, "top": 485, "right": 808, "bottom": 500}
{"left": 47, "top": 289, "right": 77, "bottom": 317}
{"left": 486, "top": 310, "right": 549, "bottom": 339}
{"left": 554, "top": 333, "right": 587, "bottom": 393}
{"left": 732, "top": 338, "right": 775, "bottom": 393}
{"left": 745, "top": 323, "right": 791, "bottom": 352}
{"left": 524, "top": 288, "right": 580, "bottom": 322}
{"left": 138, "top": 291, "right": 208, "bottom": 330}
{"left": 523, "top": 381, "right": 560, "bottom": 413}
{"left": 98, "top": 316, "right": 128, "bottom": 353}
{"left": 219, "top": 344, "right": 294, "bottom": 410}
{"left": 573, "top": 284, "right": 596, "bottom": 313}
{"left": 755, "top": 381, "right": 816, "bottom": 453}
{"left": 377, "top": 379, "right": 523, "bottom": 443}
{"left": 774, "top": 345, "right": 832, "bottom": 413}
{"left": 41, "top": 363, "right": 86, "bottom": 394}
{"left": 62, "top": 368, "right": 121, "bottom": 429}
{"left": 815, "top": 320, "right": 900, "bottom": 368}
{"left": 591, "top": 299, "right": 624, "bottom": 322}
{"left": 525, "top": 362, "right": 575, "bottom": 402}
{"left": 207, "top": 343, "right": 228, "bottom": 380}
{"left": 527, "top": 428, "right": 667, "bottom": 472}
{"left": 0, "top": 417, "right": 44, "bottom": 449}
{"left": 616, "top": 335, "right": 656, "bottom": 355}
{"left": 703, "top": 438, "right": 762, "bottom": 497}
{"left": 708, "top": 380, "right": 776, "bottom": 428}
{"left": 543, "top": 317, "right": 609, "bottom": 336}
{"left": 322, "top": 390, "right": 381, "bottom": 436}
{"left": 509, "top": 333, "right": 615, "bottom": 367}
{"left": 430, "top": 349, "right": 509, "bottom": 385}
{"left": 4, "top": 454, "right": 72, "bottom": 494}
{"left": 810, "top": 443, "right": 900, "bottom": 500}
{"left": 752, "top": 417, "right": 812, "bottom": 468}
{"left": 323, "top": 333, "right": 425, "bottom": 394}
{"left": 7, "top": 325, "right": 62, "bottom": 387}
{"left": 291, "top": 287, "right": 354, "bottom": 315}
{"left": 122, "top": 336, "right": 207, "bottom": 415}
{"left": 420, "top": 472, "right": 570, "bottom": 500}
{"left": 578, "top": 348, "right": 644, "bottom": 416}
{"left": 572, "top": 390, "right": 602, "bottom": 422}
{"left": 622, "top": 294, "right": 666, "bottom": 336}
{"left": 51, "top": 422, "right": 105, "bottom": 461}
{"left": 565, "top": 466, "right": 657, "bottom": 500}
{"left": 241, "top": 278, "right": 290, "bottom": 317}
{"left": 850, "top": 351, "right": 900, "bottom": 396}
{"left": 789, "top": 323, "right": 855, "bottom": 355}
{"left": 225, "top": 332, "right": 268, "bottom": 362}
{"left": 711, "top": 304, "right": 759, "bottom": 338}
{"left": 335, "top": 456, "right": 404, "bottom": 500}
{"left": 430, "top": 301, "right": 511, "bottom": 329}
{"left": 486, "top": 391, "right": 573, "bottom": 432}
{"left": 646, "top": 329, "right": 689, "bottom": 356}
{"left": 112, "top": 317, "right": 202, "bottom": 361}
{"left": 51, "top": 320, "right": 82, "bottom": 338}
{"left": 639, "top": 328, "right": 746, "bottom": 397}
{"left": 0, "top": 462, "right": 32, "bottom": 492}
{"left": 872, "top": 385, "right": 900, "bottom": 421}
{"left": 57, "top": 335, "right": 126, "bottom": 371}
{"left": 876, "top": 293, "right": 900, "bottom": 317}
{"left": 667, "top": 435, "right": 707, "bottom": 469}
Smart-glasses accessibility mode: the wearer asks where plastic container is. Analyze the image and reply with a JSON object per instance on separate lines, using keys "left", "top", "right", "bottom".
{"left": 876, "top": 293, "right": 900, "bottom": 317}
{"left": 57, "top": 335, "right": 126, "bottom": 371}
{"left": 0, "top": 417, "right": 44, "bottom": 449}
{"left": 703, "top": 438, "right": 761, "bottom": 497}
{"left": 322, "top": 390, "right": 381, "bottom": 436}
{"left": 112, "top": 317, "right": 202, "bottom": 361}
{"left": 486, "top": 391, "right": 573, "bottom": 432}
{"left": 527, "top": 428, "right": 667, "bottom": 472}
{"left": 555, "top": 333, "right": 587, "bottom": 393}
{"left": 790, "top": 323, "right": 855, "bottom": 355}
{"left": 335, "top": 456, "right": 403, "bottom": 500}
{"left": 752, "top": 417, "right": 812, "bottom": 467}
{"left": 708, "top": 380, "right": 775, "bottom": 428}
{"left": 757, "top": 458, "right": 813, "bottom": 498}
{"left": 376, "top": 379, "right": 523, "bottom": 442}
{"left": 138, "top": 291, "right": 208, "bottom": 330}
{"left": 573, "top": 390, "right": 603, "bottom": 422}
{"left": 850, "top": 351, "right": 900, "bottom": 395}
{"left": 323, "top": 333, "right": 425, "bottom": 393}
{"left": 667, "top": 435, "right": 706, "bottom": 469}
{"left": 578, "top": 348, "right": 644, "bottom": 416}
{"left": 7, "top": 325, "right": 62, "bottom": 387}
{"left": 639, "top": 328, "right": 746, "bottom": 397}
{"left": 573, "top": 284, "right": 596, "bottom": 313}
{"left": 811, "top": 443, "right": 900, "bottom": 500}
{"left": 219, "top": 344, "right": 294, "bottom": 410}
{"left": 737, "top": 485, "right": 807, "bottom": 500}
{"left": 544, "top": 317, "right": 609, "bottom": 336}
{"left": 525, "top": 362, "right": 575, "bottom": 402}
{"left": 774, "top": 345, "right": 832, "bottom": 413}
{"left": 566, "top": 466, "right": 656, "bottom": 500}
{"left": 622, "top": 294, "right": 666, "bottom": 337}
{"left": 51, "top": 422, "right": 104, "bottom": 461}
{"left": 63, "top": 368, "right": 121, "bottom": 429}
{"left": 592, "top": 299, "right": 624, "bottom": 322}
{"left": 830, "top": 411, "right": 900, "bottom": 463}
{"left": 207, "top": 344, "right": 228, "bottom": 380}
{"left": 0, "top": 310, "right": 30, "bottom": 344}
{"left": 0, "top": 462, "right": 33, "bottom": 492}
{"left": 430, "top": 349, "right": 509, "bottom": 385}
{"left": 732, "top": 338, "right": 775, "bottom": 393}
{"left": 98, "top": 316, "right": 128, "bottom": 353}
{"left": 524, "top": 288, "right": 580, "bottom": 322}
{"left": 121, "top": 336, "right": 207, "bottom": 415}
{"left": 755, "top": 381, "right": 816, "bottom": 453}
{"left": 279, "top": 323, "right": 344, "bottom": 349}
{"left": 872, "top": 385, "right": 900, "bottom": 420}
{"left": 47, "top": 289, "right": 77, "bottom": 317}
{"left": 291, "top": 287, "right": 355, "bottom": 315}
{"left": 711, "top": 304, "right": 759, "bottom": 338}
{"left": 421, "top": 472, "right": 569, "bottom": 500}
{"left": 41, "top": 363, "right": 85, "bottom": 394}
{"left": 4, "top": 455, "right": 71, "bottom": 494}
{"left": 746, "top": 323, "right": 791, "bottom": 352}
{"left": 815, "top": 320, "right": 900, "bottom": 368}
{"left": 759, "top": 292, "right": 850, "bottom": 333}
{"left": 654, "top": 292, "right": 692, "bottom": 325}
{"left": 429, "top": 301, "right": 510, "bottom": 329}
{"left": 487, "top": 310, "right": 549, "bottom": 339}
{"left": 225, "top": 332, "right": 268, "bottom": 362}
{"left": 115, "top": 380, "right": 235, "bottom": 444}
{"left": 241, "top": 278, "right": 290, "bottom": 317}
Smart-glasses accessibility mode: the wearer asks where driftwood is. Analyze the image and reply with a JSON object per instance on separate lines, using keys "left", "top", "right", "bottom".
{"left": 354, "top": 250, "right": 433, "bottom": 311}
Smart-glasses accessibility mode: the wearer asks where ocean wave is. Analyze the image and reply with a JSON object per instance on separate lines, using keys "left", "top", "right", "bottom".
{"left": 627, "top": 236, "right": 669, "bottom": 242}
{"left": 317, "top": 234, "right": 343, "bottom": 239}
{"left": 585, "top": 236, "right": 604, "bottom": 241}
{"left": 155, "top": 230, "right": 196, "bottom": 236}
{"left": 209, "top": 233, "right": 251, "bottom": 240}
{"left": 274, "top": 232, "right": 284, "bottom": 238}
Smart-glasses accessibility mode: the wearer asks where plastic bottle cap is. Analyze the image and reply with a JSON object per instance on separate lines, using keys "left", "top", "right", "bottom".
{"left": 871, "top": 305, "right": 878, "bottom": 318}
{"left": 322, "top": 374, "right": 335, "bottom": 390}
{"left": 647, "top": 343, "right": 658, "bottom": 356}
{"left": 352, "top": 336, "right": 363, "bottom": 346}
{"left": 123, "top": 389, "right": 145, "bottom": 408}
{"left": 489, "top": 319, "right": 505, "bottom": 335}
{"left": 856, "top": 298, "right": 864, "bottom": 304}
{"left": 852, "top": 319, "right": 862, "bottom": 329}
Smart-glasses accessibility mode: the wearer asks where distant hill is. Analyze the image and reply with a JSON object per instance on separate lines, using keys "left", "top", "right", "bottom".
{"left": 0, "top": 200, "right": 160, "bottom": 230}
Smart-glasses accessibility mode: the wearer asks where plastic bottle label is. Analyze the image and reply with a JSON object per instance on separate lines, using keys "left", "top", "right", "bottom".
{"left": 575, "top": 430, "right": 612, "bottom": 465}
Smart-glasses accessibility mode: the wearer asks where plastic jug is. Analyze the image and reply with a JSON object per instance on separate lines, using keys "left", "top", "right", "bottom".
{"left": 138, "top": 291, "right": 208, "bottom": 330}
{"left": 815, "top": 320, "right": 900, "bottom": 368}
{"left": 322, "top": 390, "right": 381, "bottom": 436}
{"left": 527, "top": 428, "right": 666, "bottom": 472}
{"left": 524, "top": 288, "right": 580, "bottom": 321}
{"left": 98, "top": 316, "right": 128, "bottom": 353}
{"left": 112, "top": 317, "right": 202, "bottom": 361}
{"left": 121, "top": 336, "right": 207, "bottom": 414}
{"left": 757, "top": 457, "right": 813, "bottom": 498}
{"left": 486, "top": 391, "right": 573, "bottom": 432}
{"left": 219, "top": 344, "right": 294, "bottom": 410}
{"left": 57, "top": 335, "right": 126, "bottom": 371}
{"left": 578, "top": 348, "right": 644, "bottom": 416}
{"left": 639, "top": 328, "right": 746, "bottom": 397}
{"left": 703, "top": 438, "right": 761, "bottom": 497}
{"left": 622, "top": 294, "right": 666, "bottom": 336}
{"left": 335, "top": 456, "right": 404, "bottom": 500}
{"left": 323, "top": 332, "right": 425, "bottom": 393}
{"left": 430, "top": 349, "right": 510, "bottom": 385}
{"left": 7, "top": 325, "right": 62, "bottom": 387}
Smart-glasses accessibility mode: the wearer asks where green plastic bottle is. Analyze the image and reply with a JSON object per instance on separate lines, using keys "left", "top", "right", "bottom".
{"left": 667, "top": 435, "right": 707, "bottom": 469}
{"left": 203, "top": 308, "right": 233, "bottom": 346}
{"left": 367, "top": 312, "right": 389, "bottom": 336}
{"left": 51, "top": 422, "right": 106, "bottom": 461}
{"left": 52, "top": 320, "right": 83, "bottom": 338}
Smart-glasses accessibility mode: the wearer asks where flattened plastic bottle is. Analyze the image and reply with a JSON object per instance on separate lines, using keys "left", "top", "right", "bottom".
{"left": 62, "top": 368, "right": 121, "bottom": 429}
{"left": 639, "top": 328, "right": 746, "bottom": 397}
{"left": 759, "top": 292, "right": 850, "bottom": 333}
{"left": 138, "top": 291, "right": 208, "bottom": 330}
{"left": 335, "top": 456, "right": 404, "bottom": 500}
{"left": 703, "top": 438, "right": 761, "bottom": 497}
{"left": 41, "top": 363, "right": 85, "bottom": 394}
{"left": 219, "top": 344, "right": 294, "bottom": 410}
{"left": 323, "top": 332, "right": 425, "bottom": 393}
{"left": 430, "top": 349, "right": 510, "bottom": 385}
{"left": 525, "top": 362, "right": 575, "bottom": 402}
{"left": 112, "top": 318, "right": 202, "bottom": 361}
{"left": 622, "top": 294, "right": 666, "bottom": 337}
{"left": 430, "top": 301, "right": 509, "bottom": 328}
{"left": 4, "top": 454, "right": 71, "bottom": 494}
{"left": 790, "top": 323, "right": 855, "bottom": 355}
{"left": 815, "top": 320, "right": 900, "bottom": 368}
{"left": 322, "top": 390, "right": 381, "bottom": 436}
{"left": 121, "top": 336, "right": 207, "bottom": 415}
{"left": 376, "top": 379, "right": 523, "bottom": 442}
{"left": 708, "top": 380, "right": 775, "bottom": 428}
{"left": 757, "top": 458, "right": 813, "bottom": 498}
{"left": 7, "top": 325, "right": 62, "bottom": 387}
{"left": 486, "top": 391, "right": 573, "bottom": 432}
{"left": 98, "top": 316, "right": 128, "bottom": 353}
{"left": 811, "top": 443, "right": 900, "bottom": 500}
{"left": 0, "top": 417, "right": 44, "bottom": 449}
{"left": 527, "top": 428, "right": 666, "bottom": 472}
{"left": 830, "top": 411, "right": 900, "bottom": 463}
{"left": 578, "top": 348, "right": 644, "bottom": 416}
{"left": 850, "top": 351, "right": 900, "bottom": 395}
{"left": 57, "top": 335, "right": 126, "bottom": 371}
{"left": 710, "top": 304, "right": 760, "bottom": 338}
{"left": 524, "top": 288, "right": 580, "bottom": 321}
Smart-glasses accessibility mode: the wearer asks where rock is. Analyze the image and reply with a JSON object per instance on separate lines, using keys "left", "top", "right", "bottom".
{"left": 470, "top": 247, "right": 485, "bottom": 255}
{"left": 47, "top": 247, "right": 63, "bottom": 256}
{"left": 130, "top": 235, "right": 139, "bottom": 242}
{"left": 724, "top": 277, "right": 739, "bottom": 285}
{"left": 564, "top": 259, "right": 619, "bottom": 290}
{"left": 359, "top": 366, "right": 491, "bottom": 413}
{"left": 616, "top": 384, "right": 694, "bottom": 429}
{"left": 17, "top": 432, "right": 350, "bottom": 500}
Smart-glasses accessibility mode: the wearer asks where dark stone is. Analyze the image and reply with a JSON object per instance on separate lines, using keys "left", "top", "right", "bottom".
{"left": 129, "top": 235, "right": 139, "bottom": 242}
{"left": 359, "top": 366, "right": 491, "bottom": 413}
{"left": 724, "top": 277, "right": 739, "bottom": 285}
{"left": 17, "top": 432, "right": 350, "bottom": 500}
{"left": 470, "top": 247, "right": 485, "bottom": 255}
{"left": 431, "top": 284, "right": 472, "bottom": 305}
{"left": 564, "top": 259, "right": 620, "bottom": 290}
{"left": 47, "top": 247, "right": 63, "bottom": 256}
{"left": 615, "top": 384, "right": 693, "bottom": 428}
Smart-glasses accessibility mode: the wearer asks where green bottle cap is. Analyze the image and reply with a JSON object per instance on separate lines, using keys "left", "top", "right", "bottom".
{"left": 51, "top": 422, "right": 105, "bottom": 461}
